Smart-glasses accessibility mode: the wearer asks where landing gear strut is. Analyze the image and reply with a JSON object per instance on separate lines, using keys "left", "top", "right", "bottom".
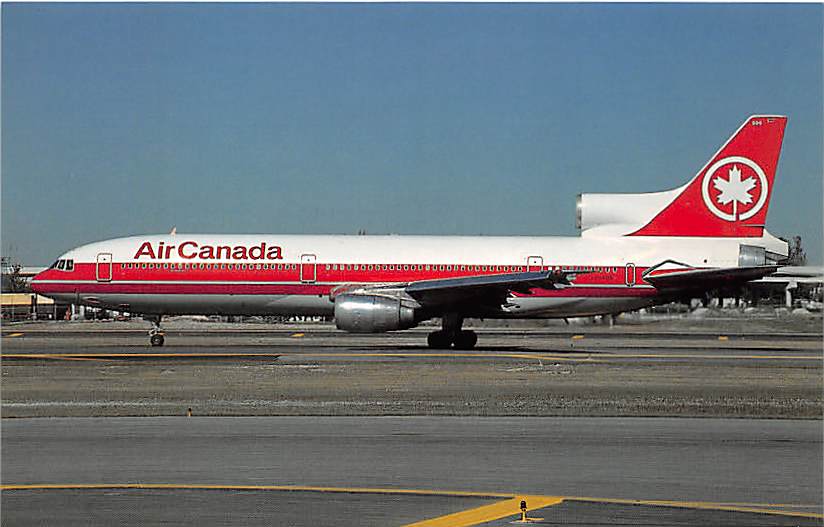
{"left": 427, "top": 313, "right": 477, "bottom": 350}
{"left": 147, "top": 315, "right": 165, "bottom": 347}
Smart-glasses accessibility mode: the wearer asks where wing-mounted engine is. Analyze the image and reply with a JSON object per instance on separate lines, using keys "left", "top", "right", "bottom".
{"left": 333, "top": 294, "right": 420, "bottom": 333}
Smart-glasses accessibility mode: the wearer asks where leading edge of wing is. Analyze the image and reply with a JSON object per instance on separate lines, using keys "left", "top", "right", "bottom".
{"left": 404, "top": 270, "right": 576, "bottom": 306}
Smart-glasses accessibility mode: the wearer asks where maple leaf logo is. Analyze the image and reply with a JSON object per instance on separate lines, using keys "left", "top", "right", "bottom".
{"left": 712, "top": 165, "right": 756, "bottom": 220}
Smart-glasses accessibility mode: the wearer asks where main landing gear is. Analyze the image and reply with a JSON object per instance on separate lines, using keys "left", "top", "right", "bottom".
{"left": 427, "top": 313, "right": 477, "bottom": 350}
{"left": 147, "top": 315, "right": 165, "bottom": 347}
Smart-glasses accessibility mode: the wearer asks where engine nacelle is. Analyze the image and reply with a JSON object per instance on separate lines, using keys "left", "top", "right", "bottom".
{"left": 334, "top": 294, "right": 417, "bottom": 333}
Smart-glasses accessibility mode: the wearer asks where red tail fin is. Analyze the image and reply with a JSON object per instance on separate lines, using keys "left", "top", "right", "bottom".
{"left": 631, "top": 115, "right": 786, "bottom": 237}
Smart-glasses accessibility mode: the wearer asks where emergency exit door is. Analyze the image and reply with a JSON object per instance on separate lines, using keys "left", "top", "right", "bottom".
{"left": 96, "top": 253, "right": 112, "bottom": 282}
{"left": 300, "top": 254, "right": 317, "bottom": 283}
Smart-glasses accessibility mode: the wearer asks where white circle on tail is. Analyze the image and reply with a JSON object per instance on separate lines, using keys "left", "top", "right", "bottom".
{"left": 701, "top": 156, "right": 768, "bottom": 222}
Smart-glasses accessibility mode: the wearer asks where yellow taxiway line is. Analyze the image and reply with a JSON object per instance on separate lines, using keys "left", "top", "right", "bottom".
{"left": 401, "top": 495, "right": 563, "bottom": 527}
{"left": 36, "top": 354, "right": 106, "bottom": 362}
{"left": 2, "top": 350, "right": 820, "bottom": 361}
{"left": 566, "top": 496, "right": 824, "bottom": 520}
{"left": 0, "top": 483, "right": 511, "bottom": 499}
{"left": 1, "top": 484, "right": 820, "bottom": 522}
{"left": 1, "top": 352, "right": 284, "bottom": 360}
{"left": 579, "top": 352, "right": 823, "bottom": 361}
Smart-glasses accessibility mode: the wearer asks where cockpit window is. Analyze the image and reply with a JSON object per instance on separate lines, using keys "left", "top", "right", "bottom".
{"left": 51, "top": 259, "right": 74, "bottom": 271}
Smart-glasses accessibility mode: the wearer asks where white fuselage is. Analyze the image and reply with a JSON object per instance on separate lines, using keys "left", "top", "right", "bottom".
{"left": 31, "top": 231, "right": 786, "bottom": 319}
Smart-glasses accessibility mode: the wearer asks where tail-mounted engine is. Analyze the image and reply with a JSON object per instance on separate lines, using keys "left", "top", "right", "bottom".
{"left": 334, "top": 294, "right": 418, "bottom": 333}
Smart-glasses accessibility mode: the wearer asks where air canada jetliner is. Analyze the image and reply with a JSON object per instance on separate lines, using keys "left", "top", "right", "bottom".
{"left": 33, "top": 116, "right": 788, "bottom": 348}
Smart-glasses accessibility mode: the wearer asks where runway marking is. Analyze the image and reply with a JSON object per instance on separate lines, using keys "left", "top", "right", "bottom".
{"left": 4, "top": 333, "right": 24, "bottom": 338}
{"left": 1, "top": 484, "right": 820, "bottom": 520}
{"left": 401, "top": 496, "right": 563, "bottom": 527}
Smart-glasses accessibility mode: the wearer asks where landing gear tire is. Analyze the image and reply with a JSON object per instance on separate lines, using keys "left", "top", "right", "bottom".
{"left": 147, "top": 315, "right": 164, "bottom": 347}
{"left": 453, "top": 330, "right": 477, "bottom": 350}
{"left": 427, "top": 330, "right": 452, "bottom": 349}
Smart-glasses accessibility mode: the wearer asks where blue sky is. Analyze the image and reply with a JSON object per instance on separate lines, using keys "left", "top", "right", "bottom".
{"left": 2, "top": 3, "right": 822, "bottom": 265}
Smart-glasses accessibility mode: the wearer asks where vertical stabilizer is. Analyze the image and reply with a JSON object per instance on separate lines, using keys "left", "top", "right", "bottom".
{"left": 630, "top": 116, "right": 786, "bottom": 237}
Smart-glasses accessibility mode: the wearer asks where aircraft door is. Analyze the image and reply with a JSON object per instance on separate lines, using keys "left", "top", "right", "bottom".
{"left": 625, "top": 263, "right": 637, "bottom": 287}
{"left": 300, "top": 254, "right": 317, "bottom": 283}
{"left": 96, "top": 253, "right": 113, "bottom": 282}
{"left": 527, "top": 256, "right": 543, "bottom": 272}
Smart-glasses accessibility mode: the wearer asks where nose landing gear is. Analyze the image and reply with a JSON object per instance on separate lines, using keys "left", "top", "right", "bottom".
{"left": 427, "top": 313, "right": 477, "bottom": 350}
{"left": 147, "top": 316, "right": 165, "bottom": 347}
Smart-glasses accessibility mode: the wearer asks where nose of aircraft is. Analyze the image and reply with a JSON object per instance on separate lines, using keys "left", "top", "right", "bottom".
{"left": 30, "top": 270, "right": 47, "bottom": 295}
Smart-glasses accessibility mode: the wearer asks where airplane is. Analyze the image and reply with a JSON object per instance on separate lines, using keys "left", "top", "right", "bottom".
{"left": 32, "top": 115, "right": 789, "bottom": 348}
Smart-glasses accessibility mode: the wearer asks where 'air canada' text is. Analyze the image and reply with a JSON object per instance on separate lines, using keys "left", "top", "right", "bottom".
{"left": 134, "top": 241, "right": 283, "bottom": 261}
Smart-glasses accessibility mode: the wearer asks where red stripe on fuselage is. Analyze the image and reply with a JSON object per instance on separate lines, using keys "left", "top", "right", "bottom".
{"left": 33, "top": 262, "right": 656, "bottom": 298}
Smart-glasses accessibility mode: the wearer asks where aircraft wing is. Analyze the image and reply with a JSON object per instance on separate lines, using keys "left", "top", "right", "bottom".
{"left": 644, "top": 265, "right": 780, "bottom": 292}
{"left": 404, "top": 270, "right": 578, "bottom": 309}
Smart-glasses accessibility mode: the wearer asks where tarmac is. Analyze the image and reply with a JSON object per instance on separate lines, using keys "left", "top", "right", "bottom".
{"left": 2, "top": 318, "right": 821, "bottom": 418}
{"left": 2, "top": 417, "right": 822, "bottom": 526}
{"left": 1, "top": 316, "right": 822, "bottom": 525}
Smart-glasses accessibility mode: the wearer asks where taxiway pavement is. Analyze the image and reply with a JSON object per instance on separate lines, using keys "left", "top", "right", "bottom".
{"left": 2, "top": 416, "right": 821, "bottom": 526}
